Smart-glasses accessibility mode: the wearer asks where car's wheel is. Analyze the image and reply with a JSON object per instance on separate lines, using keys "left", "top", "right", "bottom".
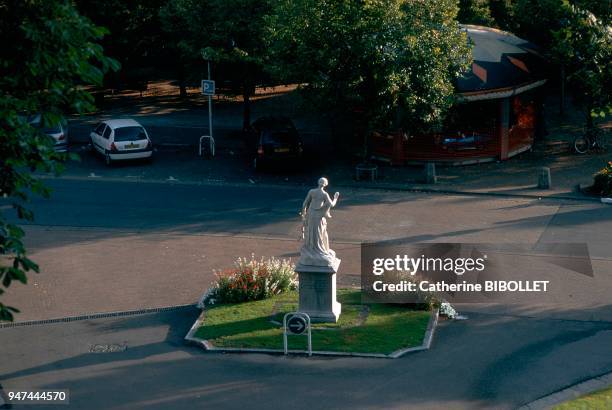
{"left": 89, "top": 138, "right": 95, "bottom": 153}
{"left": 105, "top": 152, "right": 113, "bottom": 166}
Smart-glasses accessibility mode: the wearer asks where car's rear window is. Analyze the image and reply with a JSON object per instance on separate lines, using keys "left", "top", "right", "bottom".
{"left": 42, "top": 124, "right": 62, "bottom": 134}
{"left": 114, "top": 126, "right": 147, "bottom": 141}
{"left": 32, "top": 122, "right": 61, "bottom": 134}
{"left": 262, "top": 131, "right": 298, "bottom": 145}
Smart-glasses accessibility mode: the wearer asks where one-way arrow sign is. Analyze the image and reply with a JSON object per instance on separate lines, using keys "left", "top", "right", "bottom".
{"left": 283, "top": 312, "right": 312, "bottom": 356}
{"left": 287, "top": 315, "right": 307, "bottom": 335}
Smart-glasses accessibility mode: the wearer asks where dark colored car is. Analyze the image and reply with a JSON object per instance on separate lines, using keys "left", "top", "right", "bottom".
{"left": 244, "top": 117, "right": 303, "bottom": 170}
{"left": 434, "top": 132, "right": 492, "bottom": 152}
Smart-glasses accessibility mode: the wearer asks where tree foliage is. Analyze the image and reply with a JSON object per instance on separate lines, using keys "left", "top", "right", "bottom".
{"left": 75, "top": 0, "right": 165, "bottom": 90}
{"left": 161, "top": 0, "right": 273, "bottom": 129}
{"left": 458, "top": 0, "right": 495, "bottom": 26}
{"left": 0, "top": 0, "right": 117, "bottom": 321}
{"left": 513, "top": 0, "right": 611, "bottom": 123}
{"left": 552, "top": 4, "right": 611, "bottom": 122}
{"left": 268, "top": 0, "right": 472, "bottom": 140}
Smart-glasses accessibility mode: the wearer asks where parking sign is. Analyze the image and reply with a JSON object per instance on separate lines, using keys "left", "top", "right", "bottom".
{"left": 201, "top": 80, "right": 215, "bottom": 96}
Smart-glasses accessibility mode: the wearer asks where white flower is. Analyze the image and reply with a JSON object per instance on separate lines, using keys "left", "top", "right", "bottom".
{"left": 439, "top": 302, "right": 457, "bottom": 319}
{"left": 197, "top": 286, "right": 218, "bottom": 309}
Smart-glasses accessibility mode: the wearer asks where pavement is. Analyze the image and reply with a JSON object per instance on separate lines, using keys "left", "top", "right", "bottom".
{"left": 1, "top": 91, "right": 611, "bottom": 409}
{"left": 0, "top": 304, "right": 610, "bottom": 410}
{"left": 0, "top": 178, "right": 611, "bottom": 409}
{"left": 4, "top": 178, "right": 611, "bottom": 320}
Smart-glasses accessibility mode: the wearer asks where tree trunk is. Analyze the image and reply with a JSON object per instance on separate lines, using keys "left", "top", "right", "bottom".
{"left": 560, "top": 65, "right": 566, "bottom": 117}
{"left": 586, "top": 104, "right": 594, "bottom": 130}
{"left": 178, "top": 67, "right": 187, "bottom": 98}
{"left": 243, "top": 88, "right": 251, "bottom": 131}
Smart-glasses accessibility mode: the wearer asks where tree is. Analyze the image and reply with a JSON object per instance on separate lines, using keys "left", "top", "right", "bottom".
{"left": 0, "top": 0, "right": 117, "bottom": 321}
{"left": 74, "top": 0, "right": 166, "bottom": 93}
{"left": 551, "top": 3, "right": 611, "bottom": 126}
{"left": 489, "top": 0, "right": 515, "bottom": 30}
{"left": 161, "top": 0, "right": 273, "bottom": 130}
{"left": 159, "top": 0, "right": 198, "bottom": 97}
{"left": 512, "top": 0, "right": 611, "bottom": 123}
{"left": 458, "top": 0, "right": 495, "bottom": 26}
{"left": 268, "top": 0, "right": 471, "bottom": 153}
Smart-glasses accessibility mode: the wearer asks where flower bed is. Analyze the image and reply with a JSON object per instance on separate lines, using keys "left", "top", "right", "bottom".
{"left": 200, "top": 255, "right": 297, "bottom": 306}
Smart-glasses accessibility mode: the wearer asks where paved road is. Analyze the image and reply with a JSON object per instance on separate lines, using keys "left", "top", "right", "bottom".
{"left": 1, "top": 308, "right": 611, "bottom": 410}
{"left": 1, "top": 177, "right": 611, "bottom": 409}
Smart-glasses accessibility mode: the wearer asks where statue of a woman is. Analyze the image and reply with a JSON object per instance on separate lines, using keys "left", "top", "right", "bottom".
{"left": 298, "top": 177, "right": 340, "bottom": 267}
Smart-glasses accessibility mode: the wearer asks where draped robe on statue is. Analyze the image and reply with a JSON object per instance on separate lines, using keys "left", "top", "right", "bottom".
{"left": 298, "top": 188, "right": 339, "bottom": 268}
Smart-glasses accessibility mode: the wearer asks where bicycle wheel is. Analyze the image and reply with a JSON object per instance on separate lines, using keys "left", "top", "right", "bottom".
{"left": 574, "top": 136, "right": 589, "bottom": 154}
{"left": 595, "top": 132, "right": 607, "bottom": 151}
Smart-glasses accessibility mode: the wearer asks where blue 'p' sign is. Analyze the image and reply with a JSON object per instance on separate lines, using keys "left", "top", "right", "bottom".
{"left": 201, "top": 80, "right": 215, "bottom": 96}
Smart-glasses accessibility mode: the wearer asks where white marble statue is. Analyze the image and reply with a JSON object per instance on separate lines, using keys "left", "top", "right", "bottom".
{"left": 298, "top": 177, "right": 340, "bottom": 268}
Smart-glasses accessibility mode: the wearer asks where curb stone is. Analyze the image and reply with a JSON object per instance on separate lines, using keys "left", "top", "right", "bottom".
{"left": 334, "top": 182, "right": 600, "bottom": 202}
{"left": 40, "top": 174, "right": 601, "bottom": 203}
{"left": 185, "top": 307, "right": 439, "bottom": 359}
{"left": 0, "top": 304, "right": 195, "bottom": 329}
{"left": 518, "top": 371, "right": 612, "bottom": 409}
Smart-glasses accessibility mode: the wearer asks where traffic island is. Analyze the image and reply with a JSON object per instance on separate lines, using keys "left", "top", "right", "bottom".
{"left": 185, "top": 290, "right": 438, "bottom": 358}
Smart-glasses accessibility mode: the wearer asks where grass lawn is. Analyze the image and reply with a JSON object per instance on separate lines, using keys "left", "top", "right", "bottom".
{"left": 554, "top": 386, "right": 612, "bottom": 410}
{"left": 195, "top": 290, "right": 432, "bottom": 354}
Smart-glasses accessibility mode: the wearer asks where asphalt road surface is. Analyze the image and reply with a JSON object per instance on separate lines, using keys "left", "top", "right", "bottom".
{"left": 1, "top": 177, "right": 611, "bottom": 409}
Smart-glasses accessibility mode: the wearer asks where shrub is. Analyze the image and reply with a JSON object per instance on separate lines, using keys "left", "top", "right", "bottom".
{"left": 201, "top": 255, "right": 297, "bottom": 305}
{"left": 382, "top": 271, "right": 457, "bottom": 315}
{"left": 592, "top": 162, "right": 612, "bottom": 197}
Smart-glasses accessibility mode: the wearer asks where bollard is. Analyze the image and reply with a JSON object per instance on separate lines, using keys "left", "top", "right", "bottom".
{"left": 538, "top": 167, "right": 551, "bottom": 189}
{"left": 425, "top": 163, "right": 437, "bottom": 184}
{"left": 355, "top": 163, "right": 378, "bottom": 181}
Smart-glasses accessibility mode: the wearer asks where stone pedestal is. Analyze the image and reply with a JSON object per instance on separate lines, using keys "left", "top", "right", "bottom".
{"left": 295, "top": 259, "right": 341, "bottom": 323}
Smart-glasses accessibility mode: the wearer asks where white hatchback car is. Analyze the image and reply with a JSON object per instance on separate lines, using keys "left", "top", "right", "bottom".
{"left": 89, "top": 119, "right": 153, "bottom": 166}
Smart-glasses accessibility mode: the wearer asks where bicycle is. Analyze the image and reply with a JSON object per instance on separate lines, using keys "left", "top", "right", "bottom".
{"left": 574, "top": 127, "right": 607, "bottom": 154}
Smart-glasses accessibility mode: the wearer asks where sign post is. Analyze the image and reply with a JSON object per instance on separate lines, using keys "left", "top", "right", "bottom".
{"left": 283, "top": 312, "right": 312, "bottom": 356}
{"left": 200, "top": 60, "right": 216, "bottom": 157}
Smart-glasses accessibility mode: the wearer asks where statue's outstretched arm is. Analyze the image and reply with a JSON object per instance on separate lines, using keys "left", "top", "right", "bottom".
{"left": 325, "top": 191, "right": 340, "bottom": 207}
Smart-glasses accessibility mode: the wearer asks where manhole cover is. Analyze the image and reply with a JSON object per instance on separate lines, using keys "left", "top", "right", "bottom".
{"left": 89, "top": 343, "right": 127, "bottom": 353}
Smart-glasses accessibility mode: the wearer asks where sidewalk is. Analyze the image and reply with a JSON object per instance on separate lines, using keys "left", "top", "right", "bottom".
{"left": 331, "top": 149, "right": 609, "bottom": 201}
{"left": 59, "top": 138, "right": 609, "bottom": 202}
